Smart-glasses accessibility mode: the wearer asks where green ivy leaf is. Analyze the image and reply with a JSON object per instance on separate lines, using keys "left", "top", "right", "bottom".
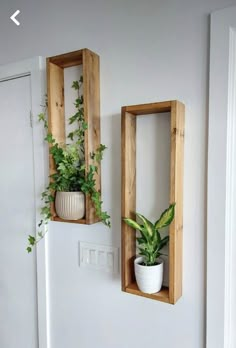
{"left": 38, "top": 113, "right": 45, "bottom": 122}
{"left": 72, "top": 81, "right": 79, "bottom": 90}
{"left": 45, "top": 133, "right": 55, "bottom": 144}
{"left": 67, "top": 132, "right": 74, "bottom": 141}
{"left": 28, "top": 235, "right": 36, "bottom": 246}
{"left": 82, "top": 122, "right": 88, "bottom": 130}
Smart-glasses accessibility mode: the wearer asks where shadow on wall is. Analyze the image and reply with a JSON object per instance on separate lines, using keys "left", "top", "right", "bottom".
{"left": 110, "top": 113, "right": 121, "bottom": 279}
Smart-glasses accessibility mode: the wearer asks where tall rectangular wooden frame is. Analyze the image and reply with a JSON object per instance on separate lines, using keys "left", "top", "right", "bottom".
{"left": 47, "top": 49, "right": 101, "bottom": 225}
{"left": 121, "top": 101, "right": 185, "bottom": 304}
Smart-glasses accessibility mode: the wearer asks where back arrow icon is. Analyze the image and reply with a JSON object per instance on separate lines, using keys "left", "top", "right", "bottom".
{"left": 10, "top": 10, "right": 20, "bottom": 26}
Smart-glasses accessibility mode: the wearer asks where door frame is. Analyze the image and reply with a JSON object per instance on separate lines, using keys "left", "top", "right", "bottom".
{"left": 207, "top": 6, "right": 236, "bottom": 348}
{"left": 0, "top": 57, "right": 49, "bottom": 348}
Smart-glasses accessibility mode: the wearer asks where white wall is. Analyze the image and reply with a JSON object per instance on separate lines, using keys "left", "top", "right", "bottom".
{"left": 1, "top": 0, "right": 236, "bottom": 347}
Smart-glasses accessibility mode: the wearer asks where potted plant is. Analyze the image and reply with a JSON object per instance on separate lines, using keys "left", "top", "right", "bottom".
{"left": 123, "top": 204, "right": 175, "bottom": 294}
{"left": 26, "top": 77, "right": 110, "bottom": 252}
{"left": 51, "top": 144, "right": 86, "bottom": 220}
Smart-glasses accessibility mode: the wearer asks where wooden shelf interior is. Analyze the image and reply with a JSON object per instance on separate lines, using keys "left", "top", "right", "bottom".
{"left": 47, "top": 49, "right": 101, "bottom": 225}
{"left": 121, "top": 100, "right": 185, "bottom": 304}
{"left": 126, "top": 283, "right": 170, "bottom": 304}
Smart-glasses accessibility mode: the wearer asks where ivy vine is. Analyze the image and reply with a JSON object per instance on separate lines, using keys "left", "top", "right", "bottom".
{"left": 27, "top": 76, "right": 111, "bottom": 252}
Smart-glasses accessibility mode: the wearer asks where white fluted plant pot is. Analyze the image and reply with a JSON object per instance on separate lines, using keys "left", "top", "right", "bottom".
{"left": 134, "top": 256, "right": 164, "bottom": 294}
{"left": 55, "top": 191, "right": 85, "bottom": 220}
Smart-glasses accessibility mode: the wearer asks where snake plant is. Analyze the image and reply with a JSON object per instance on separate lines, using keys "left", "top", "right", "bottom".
{"left": 123, "top": 204, "right": 175, "bottom": 266}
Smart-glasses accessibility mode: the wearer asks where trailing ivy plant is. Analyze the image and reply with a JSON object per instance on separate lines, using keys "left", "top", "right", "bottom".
{"left": 27, "top": 77, "right": 110, "bottom": 253}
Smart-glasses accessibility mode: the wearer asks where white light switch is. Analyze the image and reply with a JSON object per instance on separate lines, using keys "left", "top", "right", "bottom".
{"left": 90, "top": 249, "right": 96, "bottom": 265}
{"left": 79, "top": 242, "right": 119, "bottom": 274}
{"left": 83, "top": 248, "right": 89, "bottom": 264}
{"left": 98, "top": 251, "right": 106, "bottom": 266}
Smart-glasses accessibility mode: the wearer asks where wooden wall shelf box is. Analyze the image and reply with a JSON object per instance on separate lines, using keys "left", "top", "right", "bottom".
{"left": 47, "top": 49, "right": 101, "bottom": 225}
{"left": 121, "top": 101, "right": 185, "bottom": 304}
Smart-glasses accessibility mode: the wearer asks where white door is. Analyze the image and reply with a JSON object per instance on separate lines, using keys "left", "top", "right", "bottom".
{"left": 207, "top": 6, "right": 236, "bottom": 348}
{"left": 0, "top": 75, "right": 38, "bottom": 348}
{"left": 0, "top": 58, "right": 48, "bottom": 348}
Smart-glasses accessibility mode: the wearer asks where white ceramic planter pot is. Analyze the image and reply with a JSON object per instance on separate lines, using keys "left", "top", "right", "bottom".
{"left": 55, "top": 191, "right": 85, "bottom": 220}
{"left": 134, "top": 256, "right": 164, "bottom": 294}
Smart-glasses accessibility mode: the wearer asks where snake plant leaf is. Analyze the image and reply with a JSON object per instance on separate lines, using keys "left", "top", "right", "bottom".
{"left": 136, "top": 213, "right": 154, "bottom": 238}
{"left": 155, "top": 203, "right": 175, "bottom": 230}
{"left": 123, "top": 218, "right": 142, "bottom": 231}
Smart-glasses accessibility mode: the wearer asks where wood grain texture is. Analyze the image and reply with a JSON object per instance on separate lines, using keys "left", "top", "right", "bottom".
{"left": 52, "top": 217, "right": 86, "bottom": 224}
{"left": 48, "top": 49, "right": 83, "bottom": 68}
{"left": 47, "top": 60, "right": 65, "bottom": 218}
{"left": 169, "top": 100, "right": 185, "bottom": 304}
{"left": 47, "top": 49, "right": 101, "bottom": 224}
{"left": 83, "top": 49, "right": 101, "bottom": 224}
{"left": 126, "top": 283, "right": 170, "bottom": 303}
{"left": 121, "top": 100, "right": 185, "bottom": 304}
{"left": 121, "top": 109, "right": 137, "bottom": 290}
{"left": 124, "top": 101, "right": 171, "bottom": 115}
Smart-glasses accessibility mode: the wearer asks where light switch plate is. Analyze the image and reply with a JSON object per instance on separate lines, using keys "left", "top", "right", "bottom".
{"left": 79, "top": 242, "right": 119, "bottom": 274}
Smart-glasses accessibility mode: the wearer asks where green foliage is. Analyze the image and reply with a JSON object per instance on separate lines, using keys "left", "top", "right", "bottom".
{"left": 155, "top": 204, "right": 175, "bottom": 229}
{"left": 27, "top": 77, "right": 111, "bottom": 252}
{"left": 90, "top": 144, "right": 107, "bottom": 163}
{"left": 123, "top": 204, "right": 175, "bottom": 266}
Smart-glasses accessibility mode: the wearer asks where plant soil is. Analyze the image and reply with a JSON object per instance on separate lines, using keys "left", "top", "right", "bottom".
{"left": 139, "top": 262, "right": 159, "bottom": 266}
